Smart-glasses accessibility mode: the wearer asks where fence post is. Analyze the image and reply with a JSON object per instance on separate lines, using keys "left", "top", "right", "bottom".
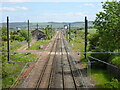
{"left": 28, "top": 20, "right": 30, "bottom": 48}
{"left": 7, "top": 16, "right": 10, "bottom": 62}
{"left": 84, "top": 16, "right": 88, "bottom": 59}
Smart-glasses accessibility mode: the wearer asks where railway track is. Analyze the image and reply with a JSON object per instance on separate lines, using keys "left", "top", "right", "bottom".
{"left": 35, "top": 32, "right": 59, "bottom": 89}
{"left": 20, "top": 31, "right": 92, "bottom": 89}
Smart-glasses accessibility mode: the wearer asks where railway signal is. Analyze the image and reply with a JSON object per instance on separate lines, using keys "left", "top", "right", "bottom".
{"left": 7, "top": 16, "right": 10, "bottom": 62}
{"left": 64, "top": 25, "right": 68, "bottom": 40}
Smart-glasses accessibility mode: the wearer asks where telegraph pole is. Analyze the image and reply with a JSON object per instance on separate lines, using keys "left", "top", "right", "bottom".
{"left": 84, "top": 16, "right": 88, "bottom": 59}
{"left": 28, "top": 20, "right": 30, "bottom": 48}
{"left": 37, "top": 23, "right": 39, "bottom": 30}
{"left": 51, "top": 25, "right": 52, "bottom": 38}
{"left": 69, "top": 23, "right": 71, "bottom": 42}
{"left": 7, "top": 16, "right": 10, "bottom": 62}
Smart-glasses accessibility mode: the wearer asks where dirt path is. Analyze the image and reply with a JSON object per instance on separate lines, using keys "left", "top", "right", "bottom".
{"left": 17, "top": 39, "right": 36, "bottom": 51}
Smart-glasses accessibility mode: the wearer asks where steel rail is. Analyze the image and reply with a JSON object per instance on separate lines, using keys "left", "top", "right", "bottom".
{"left": 63, "top": 37, "right": 89, "bottom": 88}
{"left": 47, "top": 34, "right": 60, "bottom": 89}
{"left": 35, "top": 32, "right": 59, "bottom": 89}
{"left": 60, "top": 32, "right": 65, "bottom": 89}
{"left": 62, "top": 33, "right": 77, "bottom": 89}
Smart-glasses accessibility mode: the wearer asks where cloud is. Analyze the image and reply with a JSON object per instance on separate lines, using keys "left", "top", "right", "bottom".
{"left": 83, "top": 3, "right": 95, "bottom": 7}
{"left": 0, "top": 6, "right": 28, "bottom": 11}
{"left": 31, "top": 12, "right": 88, "bottom": 22}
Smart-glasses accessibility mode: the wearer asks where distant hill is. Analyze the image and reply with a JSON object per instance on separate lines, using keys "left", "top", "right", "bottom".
{"left": 0, "top": 21, "right": 94, "bottom": 31}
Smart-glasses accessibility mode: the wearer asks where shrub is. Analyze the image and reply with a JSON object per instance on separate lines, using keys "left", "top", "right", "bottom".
{"left": 110, "top": 55, "right": 120, "bottom": 67}
{"left": 103, "top": 78, "right": 120, "bottom": 88}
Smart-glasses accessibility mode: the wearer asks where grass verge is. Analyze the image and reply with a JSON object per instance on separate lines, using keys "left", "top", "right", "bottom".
{"left": 2, "top": 54, "right": 38, "bottom": 88}
{"left": 27, "top": 40, "right": 49, "bottom": 50}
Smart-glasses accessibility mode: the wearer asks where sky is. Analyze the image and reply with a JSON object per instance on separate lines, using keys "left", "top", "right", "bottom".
{"left": 0, "top": 0, "right": 120, "bottom": 22}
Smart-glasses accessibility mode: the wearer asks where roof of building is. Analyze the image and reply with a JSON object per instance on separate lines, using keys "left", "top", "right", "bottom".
{"left": 31, "top": 29, "right": 45, "bottom": 33}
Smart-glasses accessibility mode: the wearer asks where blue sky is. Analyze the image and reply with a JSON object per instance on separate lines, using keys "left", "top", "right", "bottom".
{"left": 1, "top": 1, "right": 104, "bottom": 22}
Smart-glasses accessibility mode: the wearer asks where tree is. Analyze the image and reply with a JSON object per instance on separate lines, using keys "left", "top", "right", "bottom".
{"left": 93, "top": 1, "right": 120, "bottom": 52}
{"left": 45, "top": 27, "right": 51, "bottom": 40}
{"left": 1, "top": 26, "right": 7, "bottom": 41}
{"left": 19, "top": 29, "right": 32, "bottom": 41}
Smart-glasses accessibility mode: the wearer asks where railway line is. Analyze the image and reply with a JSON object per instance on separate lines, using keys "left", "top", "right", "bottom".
{"left": 20, "top": 31, "right": 92, "bottom": 89}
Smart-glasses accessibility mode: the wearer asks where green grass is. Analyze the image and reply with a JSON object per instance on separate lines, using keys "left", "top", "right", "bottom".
{"left": 10, "top": 53, "right": 37, "bottom": 62}
{"left": 27, "top": 40, "right": 49, "bottom": 50}
{"left": 81, "top": 28, "right": 97, "bottom": 34}
{"left": 91, "top": 69, "right": 111, "bottom": 88}
{"left": 69, "top": 36, "right": 84, "bottom": 60}
{"left": 2, "top": 63, "right": 25, "bottom": 88}
{"left": 2, "top": 53, "right": 38, "bottom": 88}
{"left": 1, "top": 40, "right": 27, "bottom": 52}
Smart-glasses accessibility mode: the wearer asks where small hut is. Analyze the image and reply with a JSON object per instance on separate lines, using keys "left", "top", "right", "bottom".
{"left": 31, "top": 29, "right": 46, "bottom": 40}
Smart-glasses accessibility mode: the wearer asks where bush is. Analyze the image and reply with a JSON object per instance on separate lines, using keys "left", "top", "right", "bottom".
{"left": 88, "top": 33, "right": 100, "bottom": 51}
{"left": 103, "top": 78, "right": 120, "bottom": 88}
{"left": 11, "top": 35, "right": 25, "bottom": 41}
{"left": 110, "top": 55, "right": 120, "bottom": 67}
{"left": 2, "top": 35, "right": 7, "bottom": 41}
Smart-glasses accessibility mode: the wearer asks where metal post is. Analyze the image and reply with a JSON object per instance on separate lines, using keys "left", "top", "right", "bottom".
{"left": 87, "top": 60, "right": 91, "bottom": 77}
{"left": 84, "top": 16, "right": 88, "bottom": 59}
{"left": 28, "top": 20, "right": 30, "bottom": 48}
{"left": 7, "top": 16, "right": 10, "bottom": 62}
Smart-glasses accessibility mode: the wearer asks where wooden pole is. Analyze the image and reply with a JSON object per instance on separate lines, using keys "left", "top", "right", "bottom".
{"left": 37, "top": 23, "right": 38, "bottom": 30}
{"left": 28, "top": 20, "right": 30, "bottom": 48}
{"left": 7, "top": 16, "right": 10, "bottom": 62}
{"left": 85, "top": 16, "right": 88, "bottom": 59}
{"left": 69, "top": 23, "right": 71, "bottom": 42}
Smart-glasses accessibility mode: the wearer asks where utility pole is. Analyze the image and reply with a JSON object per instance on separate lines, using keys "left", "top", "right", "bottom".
{"left": 28, "top": 20, "right": 30, "bottom": 48}
{"left": 51, "top": 25, "right": 52, "bottom": 38}
{"left": 84, "top": 16, "right": 88, "bottom": 59}
{"left": 37, "top": 23, "right": 39, "bottom": 30}
{"left": 69, "top": 23, "right": 71, "bottom": 42}
{"left": 7, "top": 16, "right": 10, "bottom": 62}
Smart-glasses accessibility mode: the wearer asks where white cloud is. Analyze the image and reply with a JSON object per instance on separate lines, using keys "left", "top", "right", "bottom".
{"left": 31, "top": 12, "right": 88, "bottom": 22}
{"left": 83, "top": 3, "right": 95, "bottom": 7}
{"left": 0, "top": 6, "right": 28, "bottom": 11}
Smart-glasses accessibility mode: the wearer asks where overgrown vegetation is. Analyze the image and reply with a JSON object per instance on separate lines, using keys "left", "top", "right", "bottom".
{"left": 88, "top": 1, "right": 120, "bottom": 88}
{"left": 1, "top": 26, "right": 37, "bottom": 88}
{"left": 45, "top": 26, "right": 53, "bottom": 40}
{"left": 2, "top": 54, "right": 37, "bottom": 88}
{"left": 89, "top": 1, "right": 120, "bottom": 64}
